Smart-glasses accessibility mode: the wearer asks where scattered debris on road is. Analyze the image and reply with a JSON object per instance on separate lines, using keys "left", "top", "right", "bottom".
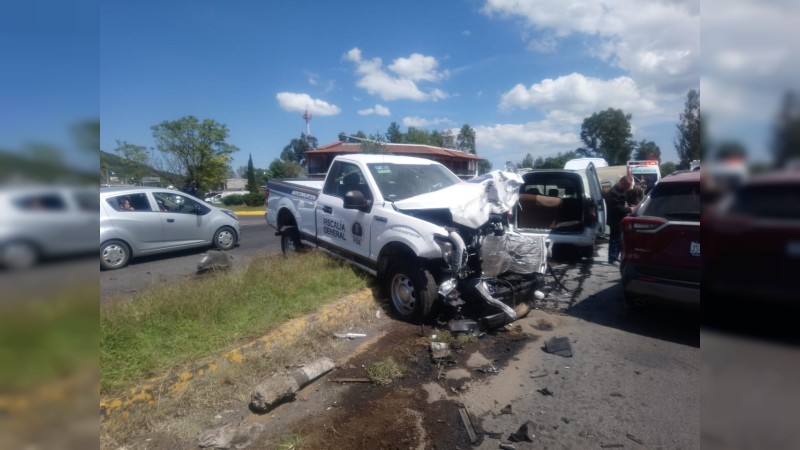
{"left": 537, "top": 387, "right": 554, "bottom": 396}
{"left": 196, "top": 250, "right": 234, "bottom": 274}
{"left": 600, "top": 443, "right": 624, "bottom": 448}
{"left": 500, "top": 404, "right": 513, "bottom": 415}
{"left": 530, "top": 369, "right": 549, "bottom": 378}
{"left": 626, "top": 433, "right": 644, "bottom": 445}
{"left": 543, "top": 336, "right": 574, "bottom": 357}
{"left": 430, "top": 341, "right": 451, "bottom": 360}
{"left": 458, "top": 407, "right": 478, "bottom": 444}
{"left": 509, "top": 420, "right": 536, "bottom": 442}
{"left": 333, "top": 332, "right": 366, "bottom": 339}
{"left": 249, "top": 357, "right": 335, "bottom": 413}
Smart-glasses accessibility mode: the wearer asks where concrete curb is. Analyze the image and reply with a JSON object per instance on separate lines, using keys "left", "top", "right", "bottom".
{"left": 233, "top": 210, "right": 265, "bottom": 216}
{"left": 100, "top": 288, "right": 377, "bottom": 423}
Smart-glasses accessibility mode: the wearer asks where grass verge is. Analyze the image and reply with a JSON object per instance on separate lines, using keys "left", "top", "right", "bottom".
{"left": 101, "top": 252, "right": 372, "bottom": 395}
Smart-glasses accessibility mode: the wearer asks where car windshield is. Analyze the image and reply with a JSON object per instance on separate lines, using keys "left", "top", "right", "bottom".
{"left": 367, "top": 163, "right": 461, "bottom": 201}
{"left": 727, "top": 184, "right": 800, "bottom": 220}
{"left": 638, "top": 181, "right": 701, "bottom": 221}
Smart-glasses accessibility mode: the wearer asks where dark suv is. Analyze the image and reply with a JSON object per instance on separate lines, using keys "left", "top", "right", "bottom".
{"left": 620, "top": 171, "right": 701, "bottom": 308}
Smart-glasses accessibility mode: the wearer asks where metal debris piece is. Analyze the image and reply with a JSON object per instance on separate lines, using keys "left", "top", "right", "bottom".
{"left": 537, "top": 387, "right": 554, "bottom": 396}
{"left": 530, "top": 369, "right": 548, "bottom": 379}
{"left": 327, "top": 377, "right": 371, "bottom": 383}
{"left": 500, "top": 444, "right": 517, "bottom": 450}
{"left": 626, "top": 433, "right": 644, "bottom": 445}
{"left": 500, "top": 404, "right": 512, "bottom": 415}
{"left": 543, "top": 336, "right": 573, "bottom": 357}
{"left": 477, "top": 364, "right": 499, "bottom": 374}
{"left": 447, "top": 318, "right": 479, "bottom": 333}
{"left": 431, "top": 342, "right": 451, "bottom": 360}
{"left": 459, "top": 407, "right": 478, "bottom": 444}
{"left": 333, "top": 333, "right": 366, "bottom": 339}
{"left": 509, "top": 420, "right": 536, "bottom": 442}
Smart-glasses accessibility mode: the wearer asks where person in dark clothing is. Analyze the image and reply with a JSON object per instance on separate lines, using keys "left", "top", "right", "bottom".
{"left": 605, "top": 175, "right": 634, "bottom": 264}
{"left": 183, "top": 180, "right": 198, "bottom": 197}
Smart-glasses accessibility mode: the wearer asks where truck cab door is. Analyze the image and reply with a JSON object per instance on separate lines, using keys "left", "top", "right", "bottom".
{"left": 316, "top": 161, "right": 374, "bottom": 265}
{"left": 585, "top": 163, "right": 607, "bottom": 237}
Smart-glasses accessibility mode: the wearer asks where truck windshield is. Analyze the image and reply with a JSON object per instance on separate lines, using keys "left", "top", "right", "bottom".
{"left": 368, "top": 163, "right": 461, "bottom": 201}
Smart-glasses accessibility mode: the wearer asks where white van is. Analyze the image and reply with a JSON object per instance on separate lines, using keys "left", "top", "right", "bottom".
{"left": 513, "top": 162, "right": 607, "bottom": 259}
{"left": 627, "top": 161, "right": 661, "bottom": 193}
{"left": 563, "top": 158, "right": 608, "bottom": 170}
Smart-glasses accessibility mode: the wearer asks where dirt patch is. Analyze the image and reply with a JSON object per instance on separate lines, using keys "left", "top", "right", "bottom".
{"left": 252, "top": 320, "right": 539, "bottom": 449}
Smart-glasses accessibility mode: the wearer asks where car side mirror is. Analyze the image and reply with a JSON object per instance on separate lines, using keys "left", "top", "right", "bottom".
{"left": 344, "top": 190, "right": 370, "bottom": 212}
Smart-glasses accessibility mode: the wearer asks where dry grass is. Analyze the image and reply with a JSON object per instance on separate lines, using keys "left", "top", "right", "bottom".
{"left": 366, "top": 357, "right": 404, "bottom": 386}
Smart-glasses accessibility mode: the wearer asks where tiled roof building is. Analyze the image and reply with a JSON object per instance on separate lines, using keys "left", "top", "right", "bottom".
{"left": 305, "top": 141, "right": 484, "bottom": 179}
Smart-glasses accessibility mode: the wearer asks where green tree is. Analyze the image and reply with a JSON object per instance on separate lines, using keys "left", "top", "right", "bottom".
{"left": 772, "top": 90, "right": 800, "bottom": 168}
{"left": 580, "top": 109, "right": 634, "bottom": 165}
{"left": 360, "top": 133, "right": 389, "bottom": 154}
{"left": 441, "top": 129, "right": 455, "bottom": 149}
{"left": 268, "top": 158, "right": 304, "bottom": 178}
{"left": 478, "top": 159, "right": 492, "bottom": 175}
{"left": 533, "top": 151, "right": 579, "bottom": 169}
{"left": 246, "top": 153, "right": 259, "bottom": 192}
{"left": 520, "top": 153, "right": 534, "bottom": 168}
{"left": 456, "top": 124, "right": 476, "bottom": 154}
{"left": 386, "top": 122, "right": 404, "bottom": 143}
{"left": 113, "top": 140, "right": 152, "bottom": 183}
{"left": 406, "top": 127, "right": 435, "bottom": 145}
{"left": 660, "top": 161, "right": 677, "bottom": 176}
{"left": 674, "top": 89, "right": 701, "bottom": 169}
{"left": 151, "top": 116, "right": 238, "bottom": 191}
{"left": 633, "top": 140, "right": 661, "bottom": 161}
{"left": 281, "top": 133, "right": 316, "bottom": 165}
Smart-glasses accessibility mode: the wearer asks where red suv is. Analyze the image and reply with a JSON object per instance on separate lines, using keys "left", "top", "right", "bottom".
{"left": 620, "top": 171, "right": 701, "bottom": 308}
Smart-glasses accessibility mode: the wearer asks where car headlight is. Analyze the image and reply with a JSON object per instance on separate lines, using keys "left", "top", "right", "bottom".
{"left": 222, "top": 209, "right": 238, "bottom": 221}
{"left": 434, "top": 236, "right": 455, "bottom": 267}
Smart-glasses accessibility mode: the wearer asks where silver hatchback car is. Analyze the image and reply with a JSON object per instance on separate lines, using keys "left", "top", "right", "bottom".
{"left": 100, "top": 187, "right": 240, "bottom": 270}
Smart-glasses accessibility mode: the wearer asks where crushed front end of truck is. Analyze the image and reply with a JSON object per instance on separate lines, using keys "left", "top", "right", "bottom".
{"left": 394, "top": 171, "right": 548, "bottom": 332}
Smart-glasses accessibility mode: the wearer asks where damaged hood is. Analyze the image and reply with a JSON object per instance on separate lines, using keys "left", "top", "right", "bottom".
{"left": 394, "top": 171, "right": 523, "bottom": 229}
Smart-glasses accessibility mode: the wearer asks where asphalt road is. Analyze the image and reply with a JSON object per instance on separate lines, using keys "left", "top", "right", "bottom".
{"left": 100, "top": 215, "right": 280, "bottom": 302}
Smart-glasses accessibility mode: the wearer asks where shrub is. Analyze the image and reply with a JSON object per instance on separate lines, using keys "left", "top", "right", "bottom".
{"left": 243, "top": 192, "right": 265, "bottom": 207}
{"left": 221, "top": 194, "right": 245, "bottom": 206}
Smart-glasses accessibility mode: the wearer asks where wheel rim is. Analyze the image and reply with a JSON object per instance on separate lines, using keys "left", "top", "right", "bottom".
{"left": 2, "top": 243, "right": 36, "bottom": 269}
{"left": 217, "top": 229, "right": 234, "bottom": 249}
{"left": 390, "top": 273, "right": 416, "bottom": 316}
{"left": 102, "top": 244, "right": 126, "bottom": 267}
{"left": 284, "top": 235, "right": 297, "bottom": 253}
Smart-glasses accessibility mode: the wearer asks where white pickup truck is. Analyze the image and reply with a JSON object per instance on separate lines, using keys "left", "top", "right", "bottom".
{"left": 266, "top": 154, "right": 547, "bottom": 329}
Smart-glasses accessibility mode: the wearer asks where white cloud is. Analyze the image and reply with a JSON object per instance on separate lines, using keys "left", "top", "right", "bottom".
{"left": 499, "top": 73, "right": 660, "bottom": 119}
{"left": 358, "top": 104, "right": 391, "bottom": 116}
{"left": 344, "top": 47, "right": 450, "bottom": 102}
{"left": 304, "top": 70, "right": 318, "bottom": 86}
{"left": 473, "top": 121, "right": 580, "bottom": 168}
{"left": 403, "top": 117, "right": 454, "bottom": 128}
{"left": 275, "top": 92, "right": 341, "bottom": 116}
{"left": 481, "top": 0, "right": 699, "bottom": 93}
{"left": 389, "top": 53, "right": 449, "bottom": 82}
{"left": 462, "top": 30, "right": 471, "bottom": 36}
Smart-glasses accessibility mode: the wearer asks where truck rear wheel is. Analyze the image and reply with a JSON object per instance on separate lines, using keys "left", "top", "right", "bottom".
{"left": 280, "top": 227, "right": 304, "bottom": 255}
{"left": 385, "top": 260, "right": 436, "bottom": 323}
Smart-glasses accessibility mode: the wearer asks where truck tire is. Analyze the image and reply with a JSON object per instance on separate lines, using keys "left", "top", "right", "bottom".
{"left": 281, "top": 227, "right": 304, "bottom": 255}
{"left": 385, "top": 260, "right": 436, "bottom": 323}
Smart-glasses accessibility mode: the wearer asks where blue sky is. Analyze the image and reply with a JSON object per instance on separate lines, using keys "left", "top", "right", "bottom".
{"left": 100, "top": 0, "right": 702, "bottom": 173}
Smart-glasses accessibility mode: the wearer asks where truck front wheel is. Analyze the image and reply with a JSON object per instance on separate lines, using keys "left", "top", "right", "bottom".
{"left": 385, "top": 260, "right": 436, "bottom": 323}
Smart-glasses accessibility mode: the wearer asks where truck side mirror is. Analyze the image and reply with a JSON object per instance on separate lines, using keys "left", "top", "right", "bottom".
{"left": 344, "top": 190, "right": 370, "bottom": 212}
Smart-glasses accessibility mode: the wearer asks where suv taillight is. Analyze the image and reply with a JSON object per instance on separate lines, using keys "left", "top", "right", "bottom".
{"left": 622, "top": 216, "right": 667, "bottom": 232}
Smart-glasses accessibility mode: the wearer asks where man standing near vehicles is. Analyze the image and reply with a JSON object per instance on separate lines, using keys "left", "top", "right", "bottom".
{"left": 605, "top": 176, "right": 634, "bottom": 265}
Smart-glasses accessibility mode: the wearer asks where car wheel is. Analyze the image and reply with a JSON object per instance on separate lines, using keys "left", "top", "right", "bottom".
{"left": 100, "top": 240, "right": 130, "bottom": 270}
{"left": 0, "top": 241, "right": 39, "bottom": 270}
{"left": 385, "top": 259, "right": 436, "bottom": 323}
{"left": 580, "top": 245, "right": 594, "bottom": 259}
{"left": 213, "top": 226, "right": 237, "bottom": 250}
{"left": 280, "top": 227, "right": 304, "bottom": 255}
